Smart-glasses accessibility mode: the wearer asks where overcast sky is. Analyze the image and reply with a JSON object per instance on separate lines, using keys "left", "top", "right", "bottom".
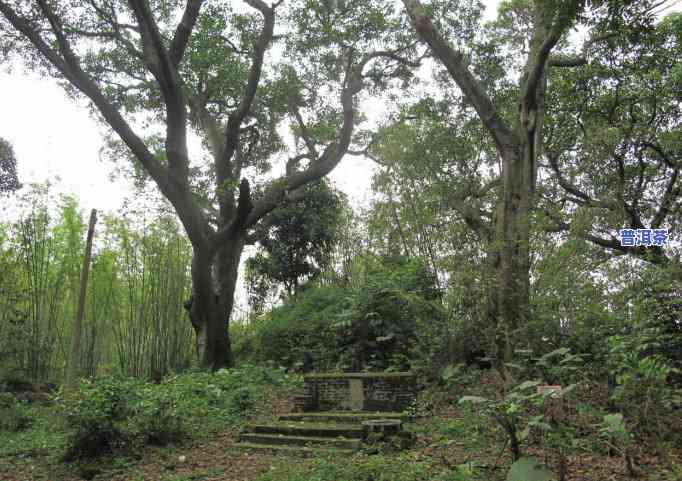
{"left": 1, "top": 0, "right": 680, "bottom": 218}
{"left": 0, "top": 1, "right": 508, "bottom": 220}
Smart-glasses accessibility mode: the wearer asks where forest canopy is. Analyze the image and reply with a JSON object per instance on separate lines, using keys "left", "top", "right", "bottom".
{"left": 0, "top": 1, "right": 681, "bottom": 480}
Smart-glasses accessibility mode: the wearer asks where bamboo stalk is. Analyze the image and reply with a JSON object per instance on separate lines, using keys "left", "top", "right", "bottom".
{"left": 65, "top": 209, "right": 97, "bottom": 390}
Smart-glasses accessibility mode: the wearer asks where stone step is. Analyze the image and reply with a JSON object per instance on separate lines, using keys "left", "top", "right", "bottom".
{"left": 250, "top": 422, "right": 364, "bottom": 438}
{"left": 278, "top": 411, "right": 408, "bottom": 423}
{"left": 235, "top": 442, "right": 355, "bottom": 457}
{"left": 239, "top": 433, "right": 361, "bottom": 449}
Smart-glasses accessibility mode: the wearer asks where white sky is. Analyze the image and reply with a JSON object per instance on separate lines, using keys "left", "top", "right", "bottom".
{"left": 0, "top": 1, "right": 509, "bottom": 220}
{"left": 2, "top": 0, "right": 681, "bottom": 219}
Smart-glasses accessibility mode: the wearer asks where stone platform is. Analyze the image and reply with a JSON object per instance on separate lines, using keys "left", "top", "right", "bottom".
{"left": 235, "top": 372, "right": 417, "bottom": 455}
{"left": 236, "top": 411, "right": 409, "bottom": 456}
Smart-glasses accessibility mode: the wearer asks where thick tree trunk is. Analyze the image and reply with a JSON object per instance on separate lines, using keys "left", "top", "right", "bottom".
{"left": 0, "top": 0, "right": 364, "bottom": 375}
{"left": 495, "top": 143, "right": 533, "bottom": 367}
{"left": 186, "top": 232, "right": 245, "bottom": 371}
{"left": 214, "top": 236, "right": 246, "bottom": 367}
{"left": 484, "top": 249, "right": 501, "bottom": 357}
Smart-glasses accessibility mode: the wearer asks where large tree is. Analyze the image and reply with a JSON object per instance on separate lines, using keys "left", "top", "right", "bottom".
{"left": 0, "top": 0, "right": 420, "bottom": 369}
{"left": 401, "top": 0, "right": 585, "bottom": 368}
{"left": 371, "top": 0, "right": 680, "bottom": 370}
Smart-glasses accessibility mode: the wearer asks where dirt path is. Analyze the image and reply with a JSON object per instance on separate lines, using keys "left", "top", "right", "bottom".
{"left": 0, "top": 432, "right": 287, "bottom": 481}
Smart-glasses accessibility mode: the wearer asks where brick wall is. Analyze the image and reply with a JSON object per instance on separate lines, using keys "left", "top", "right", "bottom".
{"left": 362, "top": 375, "right": 417, "bottom": 411}
{"left": 303, "top": 373, "right": 416, "bottom": 412}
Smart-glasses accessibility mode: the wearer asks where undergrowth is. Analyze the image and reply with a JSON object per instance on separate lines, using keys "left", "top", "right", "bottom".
{"left": 0, "top": 364, "right": 302, "bottom": 464}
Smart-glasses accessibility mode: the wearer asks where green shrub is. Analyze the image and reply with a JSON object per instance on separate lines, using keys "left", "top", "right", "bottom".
{"left": 608, "top": 333, "right": 680, "bottom": 437}
{"left": 60, "top": 376, "right": 140, "bottom": 460}
{"left": 163, "top": 364, "right": 297, "bottom": 433}
{"left": 228, "top": 386, "right": 255, "bottom": 415}
{"left": 335, "top": 255, "right": 444, "bottom": 373}
{"left": 0, "top": 392, "right": 32, "bottom": 432}
{"left": 132, "top": 388, "right": 185, "bottom": 446}
{"left": 57, "top": 364, "right": 299, "bottom": 460}
{"left": 252, "top": 285, "right": 349, "bottom": 370}
{"left": 531, "top": 347, "right": 588, "bottom": 385}
{"left": 0, "top": 391, "right": 15, "bottom": 408}
{"left": 0, "top": 403, "right": 68, "bottom": 458}
{"left": 459, "top": 380, "right": 576, "bottom": 462}
{"left": 599, "top": 413, "right": 638, "bottom": 476}
{"left": 249, "top": 254, "right": 445, "bottom": 373}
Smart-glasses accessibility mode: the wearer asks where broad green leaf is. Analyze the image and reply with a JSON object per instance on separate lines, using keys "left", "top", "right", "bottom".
{"left": 518, "top": 426, "right": 530, "bottom": 441}
{"left": 506, "top": 457, "right": 556, "bottom": 481}
{"left": 458, "top": 395, "right": 489, "bottom": 405}
{"left": 540, "top": 348, "right": 570, "bottom": 361}
{"left": 602, "top": 413, "right": 625, "bottom": 430}
{"left": 515, "top": 380, "right": 542, "bottom": 391}
{"left": 441, "top": 364, "right": 458, "bottom": 382}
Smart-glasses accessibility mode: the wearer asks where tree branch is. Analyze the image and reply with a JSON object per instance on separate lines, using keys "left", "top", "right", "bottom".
{"left": 212, "top": 54, "right": 363, "bottom": 247}
{"left": 0, "top": 1, "right": 209, "bottom": 248}
{"left": 127, "top": 0, "right": 189, "bottom": 181}
{"left": 548, "top": 55, "right": 587, "bottom": 67}
{"left": 188, "top": 85, "right": 225, "bottom": 160}
{"left": 286, "top": 153, "right": 311, "bottom": 176}
{"left": 292, "top": 104, "right": 319, "bottom": 159}
{"left": 547, "top": 153, "right": 591, "bottom": 202}
{"left": 401, "top": 0, "right": 515, "bottom": 150}
{"left": 543, "top": 212, "right": 671, "bottom": 266}
{"left": 652, "top": 167, "right": 680, "bottom": 229}
{"left": 61, "top": 27, "right": 145, "bottom": 60}
{"left": 219, "top": 0, "right": 276, "bottom": 183}
{"left": 522, "top": 25, "right": 562, "bottom": 105}
{"left": 169, "top": 0, "right": 203, "bottom": 68}
{"left": 358, "top": 49, "right": 422, "bottom": 73}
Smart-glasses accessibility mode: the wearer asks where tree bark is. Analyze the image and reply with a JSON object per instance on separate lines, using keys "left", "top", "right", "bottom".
{"left": 495, "top": 142, "right": 533, "bottom": 369}
{"left": 186, "top": 236, "right": 243, "bottom": 371}
{"left": 0, "top": 0, "right": 388, "bottom": 373}
{"left": 402, "top": 0, "right": 577, "bottom": 371}
{"left": 65, "top": 208, "right": 97, "bottom": 389}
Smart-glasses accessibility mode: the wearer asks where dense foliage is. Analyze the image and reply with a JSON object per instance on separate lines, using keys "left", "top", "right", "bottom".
{"left": 237, "top": 254, "right": 445, "bottom": 374}
{"left": 59, "top": 364, "right": 298, "bottom": 460}
{"left": 246, "top": 180, "right": 347, "bottom": 309}
{"left": 0, "top": 137, "right": 20, "bottom": 194}
{"left": 0, "top": 0, "right": 681, "bottom": 480}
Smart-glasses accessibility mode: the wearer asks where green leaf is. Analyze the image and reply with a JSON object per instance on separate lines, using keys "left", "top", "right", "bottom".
{"left": 602, "top": 413, "right": 625, "bottom": 430}
{"left": 518, "top": 426, "right": 530, "bottom": 442}
{"left": 441, "top": 364, "right": 458, "bottom": 382}
{"left": 540, "top": 348, "right": 570, "bottom": 361}
{"left": 529, "top": 421, "right": 553, "bottom": 432}
{"left": 458, "top": 395, "right": 489, "bottom": 405}
{"left": 515, "top": 380, "right": 542, "bottom": 391}
{"left": 506, "top": 457, "right": 556, "bottom": 481}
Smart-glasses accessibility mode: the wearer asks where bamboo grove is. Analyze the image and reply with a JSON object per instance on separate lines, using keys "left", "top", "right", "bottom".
{"left": 0, "top": 184, "right": 195, "bottom": 382}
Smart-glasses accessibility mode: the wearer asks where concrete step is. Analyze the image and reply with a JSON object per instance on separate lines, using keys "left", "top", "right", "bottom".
{"left": 234, "top": 442, "right": 355, "bottom": 457}
{"left": 278, "top": 411, "right": 408, "bottom": 423}
{"left": 250, "top": 421, "right": 364, "bottom": 438}
{"left": 239, "top": 433, "right": 361, "bottom": 449}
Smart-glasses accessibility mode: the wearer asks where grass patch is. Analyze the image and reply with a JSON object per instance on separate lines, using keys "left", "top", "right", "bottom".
{"left": 256, "top": 453, "right": 445, "bottom": 481}
{"left": 0, "top": 364, "right": 302, "bottom": 480}
{"left": 0, "top": 403, "right": 68, "bottom": 459}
